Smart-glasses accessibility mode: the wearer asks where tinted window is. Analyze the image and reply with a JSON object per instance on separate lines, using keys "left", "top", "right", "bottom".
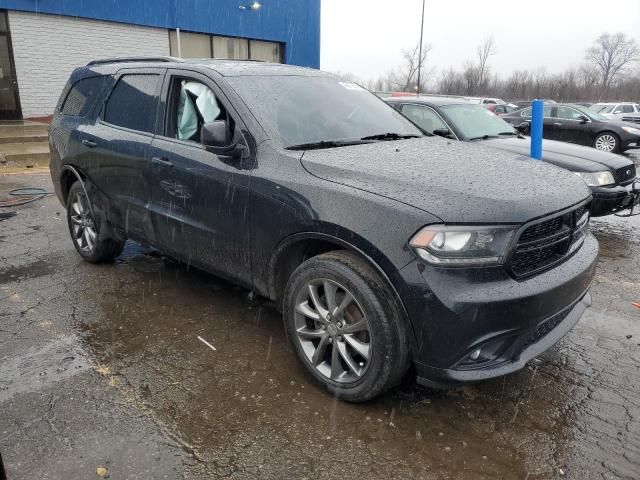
{"left": 622, "top": 105, "right": 634, "bottom": 113}
{"left": 401, "top": 104, "right": 448, "bottom": 133}
{"left": 104, "top": 74, "right": 160, "bottom": 133}
{"left": 60, "top": 76, "right": 106, "bottom": 117}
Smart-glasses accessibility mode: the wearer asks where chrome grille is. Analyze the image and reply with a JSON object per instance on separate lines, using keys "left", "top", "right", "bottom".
{"left": 614, "top": 164, "right": 637, "bottom": 185}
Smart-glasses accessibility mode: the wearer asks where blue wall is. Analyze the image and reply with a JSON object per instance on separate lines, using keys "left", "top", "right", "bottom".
{"left": 0, "top": 0, "right": 321, "bottom": 67}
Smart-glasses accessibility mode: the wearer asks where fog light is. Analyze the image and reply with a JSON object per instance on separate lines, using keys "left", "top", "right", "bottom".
{"left": 469, "top": 348, "right": 481, "bottom": 360}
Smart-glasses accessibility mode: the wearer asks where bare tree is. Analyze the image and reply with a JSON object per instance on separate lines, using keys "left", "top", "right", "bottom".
{"left": 462, "top": 61, "right": 480, "bottom": 95}
{"left": 476, "top": 36, "right": 497, "bottom": 92}
{"left": 397, "top": 41, "right": 432, "bottom": 92}
{"left": 586, "top": 33, "right": 640, "bottom": 89}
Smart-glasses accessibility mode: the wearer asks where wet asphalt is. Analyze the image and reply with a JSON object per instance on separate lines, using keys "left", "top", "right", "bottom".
{"left": 1, "top": 170, "right": 639, "bottom": 480}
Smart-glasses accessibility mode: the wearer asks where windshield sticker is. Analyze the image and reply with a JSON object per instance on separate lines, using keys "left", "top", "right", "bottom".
{"left": 339, "top": 82, "right": 365, "bottom": 91}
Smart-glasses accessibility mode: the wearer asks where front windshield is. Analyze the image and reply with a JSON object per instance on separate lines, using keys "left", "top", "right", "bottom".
{"left": 440, "top": 104, "right": 516, "bottom": 139}
{"left": 589, "top": 104, "right": 614, "bottom": 114}
{"left": 226, "top": 75, "right": 422, "bottom": 147}
{"left": 581, "top": 108, "right": 609, "bottom": 121}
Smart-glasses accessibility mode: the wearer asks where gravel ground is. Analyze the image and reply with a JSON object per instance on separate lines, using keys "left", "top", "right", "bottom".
{"left": 1, "top": 171, "right": 639, "bottom": 480}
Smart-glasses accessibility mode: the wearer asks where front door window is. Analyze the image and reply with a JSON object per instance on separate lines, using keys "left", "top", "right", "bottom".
{"left": 176, "top": 80, "right": 223, "bottom": 141}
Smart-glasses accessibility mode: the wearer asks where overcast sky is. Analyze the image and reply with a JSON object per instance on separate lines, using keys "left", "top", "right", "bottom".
{"left": 320, "top": 0, "right": 640, "bottom": 82}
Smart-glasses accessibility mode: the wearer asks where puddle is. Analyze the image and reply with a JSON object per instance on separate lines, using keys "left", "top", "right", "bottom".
{"left": 73, "top": 250, "right": 593, "bottom": 479}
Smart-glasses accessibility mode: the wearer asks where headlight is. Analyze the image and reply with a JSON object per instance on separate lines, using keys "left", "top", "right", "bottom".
{"left": 573, "top": 171, "right": 615, "bottom": 187}
{"left": 621, "top": 126, "right": 640, "bottom": 135}
{"left": 409, "top": 225, "right": 517, "bottom": 266}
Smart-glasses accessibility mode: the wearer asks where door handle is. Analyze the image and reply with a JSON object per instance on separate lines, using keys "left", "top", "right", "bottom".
{"left": 553, "top": 122, "right": 563, "bottom": 126}
{"left": 81, "top": 139, "right": 97, "bottom": 148}
{"left": 152, "top": 156, "right": 173, "bottom": 167}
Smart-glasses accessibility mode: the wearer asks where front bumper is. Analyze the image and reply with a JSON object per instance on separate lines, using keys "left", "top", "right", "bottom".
{"left": 590, "top": 180, "right": 640, "bottom": 216}
{"left": 414, "top": 291, "right": 590, "bottom": 388}
{"left": 397, "top": 232, "right": 598, "bottom": 388}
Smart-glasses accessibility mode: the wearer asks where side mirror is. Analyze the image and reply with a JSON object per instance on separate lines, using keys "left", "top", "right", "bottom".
{"left": 433, "top": 128, "right": 453, "bottom": 139}
{"left": 201, "top": 120, "right": 245, "bottom": 158}
{"left": 202, "top": 120, "right": 232, "bottom": 148}
{"left": 516, "top": 121, "right": 531, "bottom": 133}
{"left": 577, "top": 115, "right": 589, "bottom": 123}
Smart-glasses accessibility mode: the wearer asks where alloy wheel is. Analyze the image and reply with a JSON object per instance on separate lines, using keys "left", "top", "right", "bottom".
{"left": 293, "top": 278, "right": 372, "bottom": 384}
{"left": 70, "top": 192, "right": 97, "bottom": 253}
{"left": 595, "top": 134, "right": 617, "bottom": 152}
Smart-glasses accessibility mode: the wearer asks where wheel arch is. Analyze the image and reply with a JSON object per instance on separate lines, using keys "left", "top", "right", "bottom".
{"left": 268, "top": 231, "right": 403, "bottom": 304}
{"left": 60, "top": 164, "right": 88, "bottom": 205}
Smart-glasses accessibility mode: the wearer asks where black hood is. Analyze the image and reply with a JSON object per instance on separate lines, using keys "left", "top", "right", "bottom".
{"left": 481, "top": 136, "right": 633, "bottom": 173}
{"left": 301, "top": 137, "right": 591, "bottom": 224}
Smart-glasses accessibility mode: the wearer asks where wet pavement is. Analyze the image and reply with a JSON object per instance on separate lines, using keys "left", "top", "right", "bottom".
{"left": 1, "top": 172, "right": 639, "bottom": 479}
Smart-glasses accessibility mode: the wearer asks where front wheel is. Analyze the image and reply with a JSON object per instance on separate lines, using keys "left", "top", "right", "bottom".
{"left": 593, "top": 132, "right": 620, "bottom": 153}
{"left": 66, "top": 181, "right": 124, "bottom": 263}
{"left": 283, "top": 251, "right": 410, "bottom": 402}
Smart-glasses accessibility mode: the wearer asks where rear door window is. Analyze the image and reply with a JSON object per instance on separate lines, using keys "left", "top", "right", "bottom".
{"left": 104, "top": 74, "right": 161, "bottom": 133}
{"left": 60, "top": 76, "right": 106, "bottom": 117}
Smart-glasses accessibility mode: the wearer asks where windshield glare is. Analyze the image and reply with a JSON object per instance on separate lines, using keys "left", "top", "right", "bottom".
{"left": 441, "top": 104, "right": 516, "bottom": 139}
{"left": 226, "top": 75, "right": 422, "bottom": 147}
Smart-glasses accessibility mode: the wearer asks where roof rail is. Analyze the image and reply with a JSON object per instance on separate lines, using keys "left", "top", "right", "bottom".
{"left": 86, "top": 56, "right": 183, "bottom": 66}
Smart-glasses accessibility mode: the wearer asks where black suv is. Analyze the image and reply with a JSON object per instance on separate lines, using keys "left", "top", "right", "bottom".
{"left": 50, "top": 58, "right": 598, "bottom": 401}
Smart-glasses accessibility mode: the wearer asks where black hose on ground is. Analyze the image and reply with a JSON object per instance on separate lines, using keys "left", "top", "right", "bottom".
{"left": 0, "top": 187, "right": 52, "bottom": 207}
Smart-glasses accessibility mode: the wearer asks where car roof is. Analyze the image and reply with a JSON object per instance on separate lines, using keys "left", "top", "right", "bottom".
{"left": 385, "top": 96, "right": 472, "bottom": 107}
{"left": 85, "top": 56, "right": 332, "bottom": 78}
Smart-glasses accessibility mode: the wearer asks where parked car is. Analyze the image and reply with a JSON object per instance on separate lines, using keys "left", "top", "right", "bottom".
{"left": 486, "top": 103, "right": 519, "bottom": 115}
{"left": 589, "top": 102, "right": 640, "bottom": 123}
{"left": 501, "top": 103, "right": 640, "bottom": 153}
{"left": 50, "top": 57, "right": 598, "bottom": 401}
{"left": 464, "top": 96, "right": 503, "bottom": 105}
{"left": 512, "top": 99, "right": 557, "bottom": 110}
{"left": 386, "top": 97, "right": 639, "bottom": 217}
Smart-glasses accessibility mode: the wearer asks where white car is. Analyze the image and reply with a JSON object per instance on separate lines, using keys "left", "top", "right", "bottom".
{"left": 589, "top": 102, "right": 640, "bottom": 122}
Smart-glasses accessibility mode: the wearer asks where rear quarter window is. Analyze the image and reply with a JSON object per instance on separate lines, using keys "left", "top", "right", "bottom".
{"left": 103, "top": 74, "right": 160, "bottom": 133}
{"left": 60, "top": 76, "right": 106, "bottom": 117}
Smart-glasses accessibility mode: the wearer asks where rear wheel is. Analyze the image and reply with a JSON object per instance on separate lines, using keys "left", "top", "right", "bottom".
{"left": 66, "top": 181, "right": 124, "bottom": 263}
{"left": 284, "top": 251, "right": 410, "bottom": 402}
{"left": 593, "top": 132, "right": 620, "bottom": 153}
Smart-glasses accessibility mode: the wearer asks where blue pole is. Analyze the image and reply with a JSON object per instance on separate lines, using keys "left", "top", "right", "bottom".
{"left": 530, "top": 99, "right": 544, "bottom": 160}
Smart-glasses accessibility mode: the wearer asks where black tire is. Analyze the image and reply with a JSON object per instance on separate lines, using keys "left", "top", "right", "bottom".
{"left": 66, "top": 181, "right": 124, "bottom": 263}
{"left": 593, "top": 131, "right": 620, "bottom": 153}
{"left": 283, "top": 250, "right": 410, "bottom": 402}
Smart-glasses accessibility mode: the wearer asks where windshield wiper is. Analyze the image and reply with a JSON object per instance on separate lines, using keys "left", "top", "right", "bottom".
{"left": 285, "top": 140, "right": 371, "bottom": 151}
{"left": 469, "top": 134, "right": 499, "bottom": 141}
{"left": 360, "top": 133, "right": 422, "bottom": 141}
{"left": 498, "top": 131, "right": 518, "bottom": 136}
